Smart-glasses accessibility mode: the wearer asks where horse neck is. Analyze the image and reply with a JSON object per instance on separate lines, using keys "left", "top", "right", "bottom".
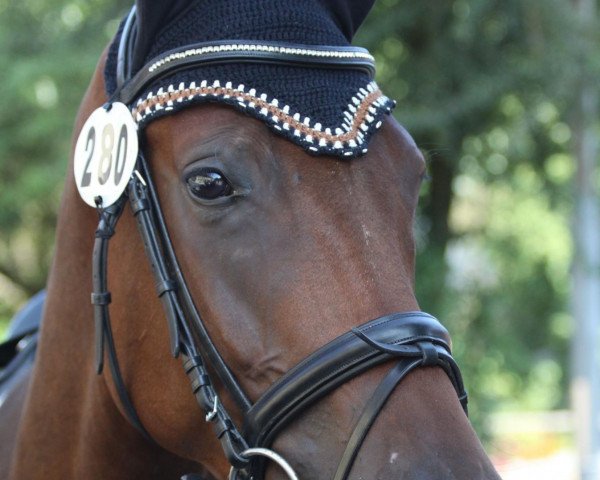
{"left": 9, "top": 50, "right": 199, "bottom": 480}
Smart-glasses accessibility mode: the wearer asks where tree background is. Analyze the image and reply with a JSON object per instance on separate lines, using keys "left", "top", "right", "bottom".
{"left": 1, "top": 0, "right": 596, "bottom": 455}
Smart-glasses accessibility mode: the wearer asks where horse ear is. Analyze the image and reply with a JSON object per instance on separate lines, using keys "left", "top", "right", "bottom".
{"left": 131, "top": 0, "right": 191, "bottom": 72}
{"left": 317, "top": 0, "right": 376, "bottom": 41}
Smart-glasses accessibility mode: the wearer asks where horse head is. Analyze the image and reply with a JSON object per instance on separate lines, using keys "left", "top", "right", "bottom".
{"left": 6, "top": 1, "right": 501, "bottom": 479}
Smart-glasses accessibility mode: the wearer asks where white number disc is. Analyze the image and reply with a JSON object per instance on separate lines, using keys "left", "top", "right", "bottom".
{"left": 73, "top": 102, "right": 139, "bottom": 208}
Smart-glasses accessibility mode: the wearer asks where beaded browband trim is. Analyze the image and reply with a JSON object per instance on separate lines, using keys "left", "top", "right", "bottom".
{"left": 118, "top": 40, "right": 378, "bottom": 106}
{"left": 132, "top": 80, "right": 395, "bottom": 157}
{"left": 148, "top": 42, "right": 375, "bottom": 74}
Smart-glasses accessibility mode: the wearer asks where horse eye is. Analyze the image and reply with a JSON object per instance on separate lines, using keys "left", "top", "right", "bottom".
{"left": 186, "top": 169, "right": 233, "bottom": 200}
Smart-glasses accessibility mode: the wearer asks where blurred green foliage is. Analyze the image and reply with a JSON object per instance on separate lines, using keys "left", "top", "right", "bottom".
{"left": 0, "top": 0, "right": 596, "bottom": 444}
{"left": 0, "top": 0, "right": 128, "bottom": 337}
{"left": 357, "top": 0, "right": 598, "bottom": 441}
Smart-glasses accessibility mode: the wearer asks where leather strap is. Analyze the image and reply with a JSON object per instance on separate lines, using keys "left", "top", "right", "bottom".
{"left": 134, "top": 155, "right": 252, "bottom": 413}
{"left": 333, "top": 359, "right": 419, "bottom": 480}
{"left": 242, "top": 313, "right": 467, "bottom": 479}
{"left": 116, "top": 5, "right": 137, "bottom": 90}
{"left": 127, "top": 160, "right": 251, "bottom": 469}
{"left": 116, "top": 40, "right": 375, "bottom": 105}
{"left": 102, "top": 305, "right": 156, "bottom": 445}
{"left": 91, "top": 198, "right": 125, "bottom": 374}
{"left": 116, "top": 8, "right": 253, "bottom": 413}
{"left": 129, "top": 172, "right": 181, "bottom": 357}
{"left": 91, "top": 196, "right": 156, "bottom": 445}
{"left": 243, "top": 312, "right": 460, "bottom": 447}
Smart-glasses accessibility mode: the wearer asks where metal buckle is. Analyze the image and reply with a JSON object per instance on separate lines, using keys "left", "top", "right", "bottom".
{"left": 205, "top": 395, "right": 219, "bottom": 422}
{"left": 228, "top": 447, "right": 299, "bottom": 480}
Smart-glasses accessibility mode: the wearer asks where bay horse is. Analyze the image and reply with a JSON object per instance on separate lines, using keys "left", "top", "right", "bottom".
{"left": 1, "top": 2, "right": 501, "bottom": 479}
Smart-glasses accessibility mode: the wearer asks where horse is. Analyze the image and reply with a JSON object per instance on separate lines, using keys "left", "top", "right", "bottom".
{"left": 1, "top": 1, "right": 501, "bottom": 479}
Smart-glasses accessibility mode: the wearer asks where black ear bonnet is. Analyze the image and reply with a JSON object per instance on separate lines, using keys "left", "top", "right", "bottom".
{"left": 104, "top": 0, "right": 395, "bottom": 158}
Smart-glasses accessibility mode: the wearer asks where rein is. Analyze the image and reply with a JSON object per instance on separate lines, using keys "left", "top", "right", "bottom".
{"left": 88, "top": 6, "right": 468, "bottom": 479}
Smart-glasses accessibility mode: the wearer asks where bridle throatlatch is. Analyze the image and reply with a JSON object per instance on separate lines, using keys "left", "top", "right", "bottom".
{"left": 87, "top": 6, "right": 468, "bottom": 479}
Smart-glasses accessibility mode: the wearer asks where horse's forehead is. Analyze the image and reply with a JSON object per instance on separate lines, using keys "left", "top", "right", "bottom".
{"left": 161, "top": 105, "right": 268, "bottom": 139}
{"left": 145, "top": 103, "right": 422, "bottom": 198}
{"left": 146, "top": 104, "right": 274, "bottom": 160}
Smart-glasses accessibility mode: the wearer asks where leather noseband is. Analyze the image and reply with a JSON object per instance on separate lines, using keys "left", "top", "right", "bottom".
{"left": 242, "top": 311, "right": 467, "bottom": 479}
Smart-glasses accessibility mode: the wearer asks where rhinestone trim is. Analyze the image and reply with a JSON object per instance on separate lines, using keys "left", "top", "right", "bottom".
{"left": 148, "top": 43, "right": 375, "bottom": 73}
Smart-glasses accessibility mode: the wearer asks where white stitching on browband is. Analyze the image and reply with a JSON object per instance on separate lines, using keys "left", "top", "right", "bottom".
{"left": 148, "top": 44, "right": 374, "bottom": 73}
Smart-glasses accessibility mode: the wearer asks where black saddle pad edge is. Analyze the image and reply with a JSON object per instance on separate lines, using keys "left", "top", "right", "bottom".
{"left": 0, "top": 328, "right": 38, "bottom": 370}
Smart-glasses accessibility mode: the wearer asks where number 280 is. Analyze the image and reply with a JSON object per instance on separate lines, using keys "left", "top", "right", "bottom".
{"left": 80, "top": 123, "right": 128, "bottom": 188}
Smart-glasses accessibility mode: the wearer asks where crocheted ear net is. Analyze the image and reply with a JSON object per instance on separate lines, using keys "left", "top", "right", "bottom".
{"left": 104, "top": 0, "right": 394, "bottom": 157}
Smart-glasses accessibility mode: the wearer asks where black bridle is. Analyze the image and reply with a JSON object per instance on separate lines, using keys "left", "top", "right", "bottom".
{"left": 90, "top": 7, "right": 467, "bottom": 480}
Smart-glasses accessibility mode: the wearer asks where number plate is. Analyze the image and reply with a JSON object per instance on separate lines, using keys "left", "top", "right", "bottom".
{"left": 73, "top": 102, "right": 139, "bottom": 208}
